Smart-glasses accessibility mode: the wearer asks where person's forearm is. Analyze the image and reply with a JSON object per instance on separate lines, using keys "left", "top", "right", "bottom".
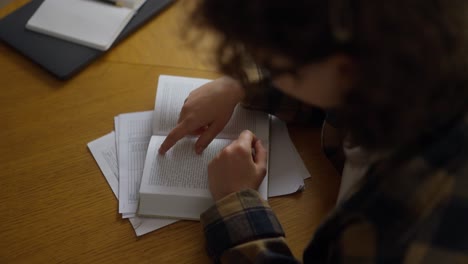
{"left": 218, "top": 76, "right": 246, "bottom": 103}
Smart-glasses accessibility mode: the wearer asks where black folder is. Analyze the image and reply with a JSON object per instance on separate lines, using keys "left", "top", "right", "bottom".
{"left": 0, "top": 0, "right": 174, "bottom": 80}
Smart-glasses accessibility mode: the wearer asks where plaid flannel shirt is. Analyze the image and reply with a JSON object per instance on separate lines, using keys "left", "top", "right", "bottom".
{"left": 200, "top": 84, "right": 468, "bottom": 263}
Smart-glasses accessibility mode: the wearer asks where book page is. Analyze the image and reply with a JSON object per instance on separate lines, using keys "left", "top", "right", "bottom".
{"left": 152, "top": 76, "right": 210, "bottom": 135}
{"left": 153, "top": 75, "right": 269, "bottom": 142}
{"left": 87, "top": 132, "right": 177, "bottom": 236}
{"left": 140, "top": 134, "right": 269, "bottom": 196}
{"left": 221, "top": 105, "right": 269, "bottom": 142}
{"left": 147, "top": 136, "right": 231, "bottom": 191}
{"left": 139, "top": 135, "right": 229, "bottom": 219}
{"left": 117, "top": 111, "right": 153, "bottom": 215}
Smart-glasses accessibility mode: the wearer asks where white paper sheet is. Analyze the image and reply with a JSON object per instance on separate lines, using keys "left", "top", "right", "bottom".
{"left": 116, "top": 111, "right": 154, "bottom": 215}
{"left": 268, "top": 117, "right": 311, "bottom": 197}
{"left": 88, "top": 132, "right": 176, "bottom": 236}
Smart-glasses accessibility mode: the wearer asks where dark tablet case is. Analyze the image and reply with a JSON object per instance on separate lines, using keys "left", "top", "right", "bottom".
{"left": 0, "top": 0, "right": 173, "bottom": 80}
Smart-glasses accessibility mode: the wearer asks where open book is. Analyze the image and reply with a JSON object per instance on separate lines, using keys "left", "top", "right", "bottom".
{"left": 26, "top": 0, "right": 147, "bottom": 51}
{"left": 138, "top": 75, "right": 270, "bottom": 220}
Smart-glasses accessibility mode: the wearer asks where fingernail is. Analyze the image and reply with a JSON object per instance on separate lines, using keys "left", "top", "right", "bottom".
{"left": 196, "top": 146, "right": 204, "bottom": 154}
{"left": 158, "top": 147, "right": 165, "bottom": 154}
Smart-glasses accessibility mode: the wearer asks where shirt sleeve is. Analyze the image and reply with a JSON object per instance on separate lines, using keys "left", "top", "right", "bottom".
{"left": 200, "top": 189, "right": 300, "bottom": 264}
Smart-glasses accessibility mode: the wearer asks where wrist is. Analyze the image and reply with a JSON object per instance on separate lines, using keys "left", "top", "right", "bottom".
{"left": 211, "top": 188, "right": 254, "bottom": 202}
{"left": 218, "top": 76, "right": 246, "bottom": 102}
{"left": 212, "top": 191, "right": 233, "bottom": 202}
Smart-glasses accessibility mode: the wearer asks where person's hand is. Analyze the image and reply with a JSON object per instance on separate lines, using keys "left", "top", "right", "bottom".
{"left": 159, "top": 76, "right": 245, "bottom": 154}
{"left": 208, "top": 130, "right": 267, "bottom": 201}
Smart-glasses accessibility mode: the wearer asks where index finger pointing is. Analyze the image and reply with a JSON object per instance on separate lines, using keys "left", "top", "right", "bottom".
{"left": 158, "top": 123, "right": 190, "bottom": 154}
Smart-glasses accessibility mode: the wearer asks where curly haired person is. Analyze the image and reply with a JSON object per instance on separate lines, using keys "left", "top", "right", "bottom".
{"left": 159, "top": 0, "right": 468, "bottom": 262}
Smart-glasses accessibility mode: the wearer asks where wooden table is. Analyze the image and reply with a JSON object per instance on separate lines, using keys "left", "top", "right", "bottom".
{"left": 0, "top": 1, "right": 340, "bottom": 263}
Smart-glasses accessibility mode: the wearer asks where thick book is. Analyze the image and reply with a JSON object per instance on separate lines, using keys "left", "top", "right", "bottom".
{"left": 26, "top": 0, "right": 147, "bottom": 51}
{"left": 138, "top": 75, "right": 270, "bottom": 220}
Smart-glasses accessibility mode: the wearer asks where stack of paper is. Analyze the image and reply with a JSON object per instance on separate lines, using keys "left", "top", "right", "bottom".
{"left": 87, "top": 75, "right": 311, "bottom": 236}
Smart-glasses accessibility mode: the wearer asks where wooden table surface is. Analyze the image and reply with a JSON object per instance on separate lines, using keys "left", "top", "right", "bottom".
{"left": 0, "top": 1, "right": 340, "bottom": 263}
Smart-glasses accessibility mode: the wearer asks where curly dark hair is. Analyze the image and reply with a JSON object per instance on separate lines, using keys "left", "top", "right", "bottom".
{"left": 189, "top": 0, "right": 468, "bottom": 151}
